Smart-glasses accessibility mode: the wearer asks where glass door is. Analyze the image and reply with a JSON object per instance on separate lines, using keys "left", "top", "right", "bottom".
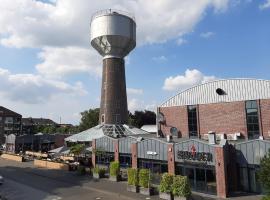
{"left": 185, "top": 167, "right": 195, "bottom": 189}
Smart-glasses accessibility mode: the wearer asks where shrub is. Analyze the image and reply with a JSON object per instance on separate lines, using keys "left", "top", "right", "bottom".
{"left": 262, "top": 196, "right": 270, "bottom": 200}
{"left": 172, "top": 175, "right": 191, "bottom": 197}
{"left": 127, "top": 168, "right": 138, "bottom": 186}
{"left": 259, "top": 149, "right": 270, "bottom": 195}
{"left": 110, "top": 161, "right": 120, "bottom": 177}
{"left": 159, "top": 173, "right": 174, "bottom": 193}
{"left": 77, "top": 165, "right": 86, "bottom": 175}
{"left": 93, "top": 167, "right": 106, "bottom": 177}
{"left": 139, "top": 169, "right": 151, "bottom": 188}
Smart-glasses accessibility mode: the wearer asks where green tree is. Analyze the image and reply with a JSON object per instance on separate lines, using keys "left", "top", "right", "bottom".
{"left": 259, "top": 150, "right": 270, "bottom": 198}
{"left": 78, "top": 108, "right": 100, "bottom": 131}
{"left": 128, "top": 110, "right": 156, "bottom": 128}
{"left": 70, "top": 144, "right": 85, "bottom": 162}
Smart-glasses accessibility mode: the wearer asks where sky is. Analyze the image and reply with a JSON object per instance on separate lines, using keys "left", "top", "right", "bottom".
{"left": 0, "top": 0, "right": 269, "bottom": 125}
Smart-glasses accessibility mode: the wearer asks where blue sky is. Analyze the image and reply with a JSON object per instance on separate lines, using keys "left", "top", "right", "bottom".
{"left": 0, "top": 0, "right": 269, "bottom": 124}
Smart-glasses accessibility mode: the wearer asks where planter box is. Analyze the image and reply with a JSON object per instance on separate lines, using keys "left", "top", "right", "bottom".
{"left": 93, "top": 173, "right": 100, "bottom": 179}
{"left": 159, "top": 192, "right": 173, "bottom": 200}
{"left": 127, "top": 185, "right": 139, "bottom": 193}
{"left": 1, "top": 153, "right": 23, "bottom": 162}
{"left": 34, "top": 159, "right": 69, "bottom": 170}
{"left": 174, "top": 197, "right": 189, "bottom": 200}
{"left": 139, "top": 187, "right": 154, "bottom": 196}
{"left": 109, "top": 175, "right": 120, "bottom": 182}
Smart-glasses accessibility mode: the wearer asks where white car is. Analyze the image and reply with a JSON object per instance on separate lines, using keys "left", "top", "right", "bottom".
{"left": 0, "top": 175, "right": 4, "bottom": 185}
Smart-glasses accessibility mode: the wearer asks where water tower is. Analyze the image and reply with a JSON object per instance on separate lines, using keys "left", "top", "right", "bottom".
{"left": 90, "top": 9, "right": 136, "bottom": 125}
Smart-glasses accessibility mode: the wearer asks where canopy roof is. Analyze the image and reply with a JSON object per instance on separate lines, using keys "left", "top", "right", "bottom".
{"left": 65, "top": 124, "right": 149, "bottom": 142}
{"left": 48, "top": 146, "right": 69, "bottom": 154}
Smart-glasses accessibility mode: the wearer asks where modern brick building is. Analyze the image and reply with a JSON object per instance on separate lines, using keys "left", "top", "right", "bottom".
{"left": 90, "top": 79, "right": 270, "bottom": 198}
{"left": 0, "top": 106, "right": 22, "bottom": 144}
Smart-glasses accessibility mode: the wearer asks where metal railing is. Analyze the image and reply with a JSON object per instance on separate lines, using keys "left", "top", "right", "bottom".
{"left": 91, "top": 9, "right": 135, "bottom": 22}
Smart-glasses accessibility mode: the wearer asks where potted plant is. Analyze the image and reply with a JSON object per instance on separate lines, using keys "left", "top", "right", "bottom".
{"left": 127, "top": 168, "right": 139, "bottom": 193}
{"left": 172, "top": 176, "right": 191, "bottom": 200}
{"left": 139, "top": 169, "right": 153, "bottom": 196}
{"left": 159, "top": 173, "right": 174, "bottom": 200}
{"left": 109, "top": 161, "right": 120, "bottom": 181}
{"left": 93, "top": 167, "right": 106, "bottom": 179}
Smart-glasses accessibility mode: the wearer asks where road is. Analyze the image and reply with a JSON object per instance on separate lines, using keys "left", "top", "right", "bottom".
{"left": 0, "top": 158, "right": 262, "bottom": 200}
{"left": 0, "top": 158, "right": 154, "bottom": 200}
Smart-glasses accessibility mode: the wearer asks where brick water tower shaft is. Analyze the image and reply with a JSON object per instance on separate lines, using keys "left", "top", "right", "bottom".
{"left": 90, "top": 9, "right": 136, "bottom": 124}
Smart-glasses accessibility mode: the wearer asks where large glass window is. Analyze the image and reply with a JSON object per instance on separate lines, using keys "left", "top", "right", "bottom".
{"left": 245, "top": 100, "right": 260, "bottom": 139}
{"left": 175, "top": 164, "right": 216, "bottom": 195}
{"left": 119, "top": 153, "right": 132, "bottom": 168}
{"left": 238, "top": 165, "right": 262, "bottom": 194}
{"left": 96, "top": 152, "right": 114, "bottom": 166}
{"left": 188, "top": 105, "right": 198, "bottom": 138}
{"left": 138, "top": 159, "right": 168, "bottom": 174}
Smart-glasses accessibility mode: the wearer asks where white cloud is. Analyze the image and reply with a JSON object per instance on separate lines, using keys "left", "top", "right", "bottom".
{"left": 0, "top": 0, "right": 229, "bottom": 48}
{"left": 152, "top": 56, "right": 167, "bottom": 62}
{"left": 200, "top": 31, "right": 215, "bottom": 38}
{"left": 163, "top": 69, "right": 217, "bottom": 91}
{"left": 128, "top": 98, "right": 156, "bottom": 113}
{"left": 176, "top": 38, "right": 188, "bottom": 46}
{"left": 0, "top": 67, "right": 87, "bottom": 104}
{"left": 36, "top": 47, "right": 102, "bottom": 78}
{"left": 259, "top": 0, "right": 270, "bottom": 9}
{"left": 0, "top": 0, "right": 230, "bottom": 79}
{"left": 127, "top": 88, "right": 143, "bottom": 95}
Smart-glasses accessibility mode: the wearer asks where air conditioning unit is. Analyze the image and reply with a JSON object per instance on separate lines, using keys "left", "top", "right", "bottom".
{"left": 202, "top": 134, "right": 209, "bottom": 140}
{"left": 208, "top": 131, "right": 216, "bottom": 145}
{"left": 216, "top": 133, "right": 226, "bottom": 140}
{"left": 227, "top": 133, "right": 241, "bottom": 141}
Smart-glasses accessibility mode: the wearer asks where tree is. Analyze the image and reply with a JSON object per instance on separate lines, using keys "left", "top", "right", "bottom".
{"left": 128, "top": 110, "right": 156, "bottom": 128}
{"left": 78, "top": 108, "right": 99, "bottom": 131}
{"left": 70, "top": 144, "right": 85, "bottom": 162}
{"left": 259, "top": 150, "right": 270, "bottom": 198}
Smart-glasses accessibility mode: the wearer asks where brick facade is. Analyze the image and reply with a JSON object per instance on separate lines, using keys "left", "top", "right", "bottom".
{"left": 160, "top": 101, "right": 249, "bottom": 139}
{"left": 199, "top": 101, "right": 248, "bottom": 138}
{"left": 160, "top": 106, "right": 189, "bottom": 138}
{"left": 260, "top": 99, "right": 270, "bottom": 139}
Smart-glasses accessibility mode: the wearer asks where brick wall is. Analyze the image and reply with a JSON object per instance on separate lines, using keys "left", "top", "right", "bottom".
{"left": 199, "top": 101, "right": 248, "bottom": 138}
{"left": 215, "top": 146, "right": 228, "bottom": 198}
{"left": 114, "top": 140, "right": 119, "bottom": 161}
{"left": 260, "top": 99, "right": 270, "bottom": 139}
{"left": 159, "top": 106, "right": 189, "bottom": 138}
{"left": 167, "top": 143, "right": 175, "bottom": 174}
{"left": 131, "top": 143, "right": 137, "bottom": 169}
{"left": 92, "top": 139, "right": 96, "bottom": 167}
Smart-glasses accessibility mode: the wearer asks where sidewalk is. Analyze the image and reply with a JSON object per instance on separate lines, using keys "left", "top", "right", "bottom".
{"left": 0, "top": 158, "right": 263, "bottom": 200}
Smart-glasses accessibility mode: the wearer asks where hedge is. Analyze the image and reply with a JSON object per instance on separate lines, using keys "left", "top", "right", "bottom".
{"left": 110, "top": 161, "right": 120, "bottom": 177}
{"left": 172, "top": 175, "right": 191, "bottom": 197}
{"left": 139, "top": 169, "right": 150, "bottom": 188}
{"left": 127, "top": 168, "right": 138, "bottom": 186}
{"left": 159, "top": 173, "right": 174, "bottom": 193}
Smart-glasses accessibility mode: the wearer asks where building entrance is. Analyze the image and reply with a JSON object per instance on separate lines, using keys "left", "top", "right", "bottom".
{"left": 176, "top": 164, "right": 216, "bottom": 195}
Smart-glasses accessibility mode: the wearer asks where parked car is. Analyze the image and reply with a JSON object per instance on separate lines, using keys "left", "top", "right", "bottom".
{"left": 0, "top": 175, "right": 4, "bottom": 185}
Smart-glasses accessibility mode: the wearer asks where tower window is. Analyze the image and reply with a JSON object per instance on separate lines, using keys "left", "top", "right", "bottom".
{"left": 101, "top": 114, "right": 105, "bottom": 124}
